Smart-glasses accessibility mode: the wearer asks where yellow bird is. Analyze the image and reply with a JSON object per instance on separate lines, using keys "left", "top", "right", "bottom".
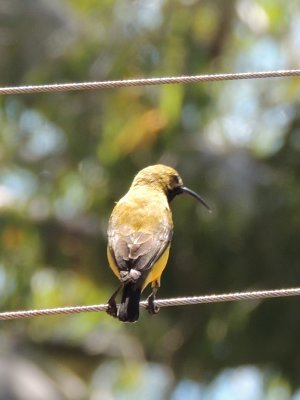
{"left": 106, "top": 164, "right": 210, "bottom": 322}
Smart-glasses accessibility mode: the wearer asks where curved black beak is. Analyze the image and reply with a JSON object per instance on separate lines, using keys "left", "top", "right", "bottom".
{"left": 180, "top": 186, "right": 212, "bottom": 212}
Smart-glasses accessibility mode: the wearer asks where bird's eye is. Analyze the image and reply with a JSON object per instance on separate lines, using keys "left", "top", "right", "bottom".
{"left": 171, "top": 175, "right": 179, "bottom": 185}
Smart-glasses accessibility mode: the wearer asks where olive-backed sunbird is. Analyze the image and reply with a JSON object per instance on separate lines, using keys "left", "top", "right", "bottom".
{"left": 106, "top": 164, "right": 210, "bottom": 322}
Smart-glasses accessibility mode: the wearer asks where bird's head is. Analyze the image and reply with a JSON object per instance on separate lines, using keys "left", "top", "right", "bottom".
{"left": 131, "top": 164, "right": 211, "bottom": 212}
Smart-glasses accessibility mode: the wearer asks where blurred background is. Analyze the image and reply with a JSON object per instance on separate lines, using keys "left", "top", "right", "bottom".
{"left": 0, "top": 0, "right": 300, "bottom": 398}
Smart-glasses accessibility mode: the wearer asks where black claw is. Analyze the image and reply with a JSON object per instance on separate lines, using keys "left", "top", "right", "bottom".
{"left": 146, "top": 293, "right": 160, "bottom": 315}
{"left": 106, "top": 298, "right": 118, "bottom": 318}
{"left": 106, "top": 285, "right": 122, "bottom": 318}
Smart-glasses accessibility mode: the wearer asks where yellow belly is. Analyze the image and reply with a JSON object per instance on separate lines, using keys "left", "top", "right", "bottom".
{"left": 142, "top": 245, "right": 170, "bottom": 290}
{"left": 107, "top": 245, "right": 170, "bottom": 292}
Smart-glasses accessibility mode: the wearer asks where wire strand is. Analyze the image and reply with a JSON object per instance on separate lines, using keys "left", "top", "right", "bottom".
{"left": 1, "top": 69, "right": 300, "bottom": 96}
{"left": 0, "top": 287, "right": 299, "bottom": 320}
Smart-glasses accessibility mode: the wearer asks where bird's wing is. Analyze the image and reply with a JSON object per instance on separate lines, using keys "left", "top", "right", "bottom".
{"left": 107, "top": 206, "right": 173, "bottom": 282}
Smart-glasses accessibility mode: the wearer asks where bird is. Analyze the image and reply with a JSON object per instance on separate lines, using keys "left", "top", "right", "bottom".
{"left": 106, "top": 164, "right": 211, "bottom": 322}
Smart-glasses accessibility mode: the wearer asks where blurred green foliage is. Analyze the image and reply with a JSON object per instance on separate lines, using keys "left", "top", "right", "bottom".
{"left": 0, "top": 0, "right": 300, "bottom": 398}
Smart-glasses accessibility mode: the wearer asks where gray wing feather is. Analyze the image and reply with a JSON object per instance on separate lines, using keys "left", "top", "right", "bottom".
{"left": 107, "top": 211, "right": 173, "bottom": 282}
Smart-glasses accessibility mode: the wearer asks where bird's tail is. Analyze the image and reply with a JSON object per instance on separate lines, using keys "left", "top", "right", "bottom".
{"left": 118, "top": 283, "right": 141, "bottom": 322}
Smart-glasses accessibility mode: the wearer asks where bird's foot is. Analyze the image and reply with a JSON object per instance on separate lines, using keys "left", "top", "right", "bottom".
{"left": 106, "top": 297, "right": 118, "bottom": 318}
{"left": 146, "top": 293, "right": 160, "bottom": 315}
{"left": 106, "top": 285, "right": 122, "bottom": 318}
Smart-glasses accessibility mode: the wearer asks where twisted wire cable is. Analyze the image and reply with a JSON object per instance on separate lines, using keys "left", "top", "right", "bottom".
{"left": 0, "top": 287, "right": 299, "bottom": 320}
{"left": 0, "top": 69, "right": 300, "bottom": 96}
